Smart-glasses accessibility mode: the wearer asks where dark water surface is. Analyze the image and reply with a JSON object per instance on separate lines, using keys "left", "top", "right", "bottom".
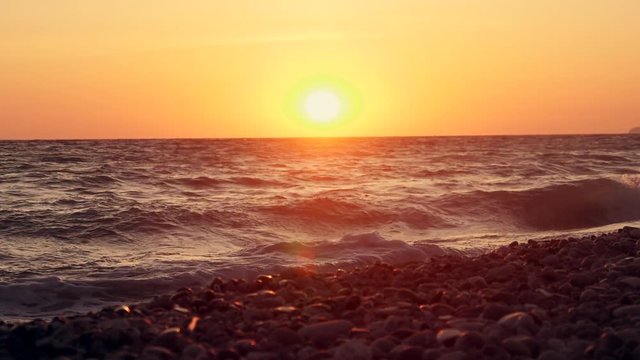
{"left": 1, "top": 136, "right": 639, "bottom": 319}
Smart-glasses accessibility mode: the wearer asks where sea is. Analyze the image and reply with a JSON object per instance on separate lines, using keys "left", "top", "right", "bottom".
{"left": 1, "top": 135, "right": 639, "bottom": 320}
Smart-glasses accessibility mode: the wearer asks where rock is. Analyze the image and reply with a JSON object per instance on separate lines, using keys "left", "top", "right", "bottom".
{"left": 370, "top": 337, "right": 396, "bottom": 358}
{"left": 422, "top": 348, "right": 442, "bottom": 360}
{"left": 389, "top": 345, "right": 423, "bottom": 360}
{"left": 403, "top": 330, "right": 435, "bottom": 348}
{"left": 437, "top": 351, "right": 468, "bottom": 360}
{"left": 270, "top": 327, "right": 302, "bottom": 346}
{"left": 486, "top": 264, "right": 516, "bottom": 282}
{"left": 466, "top": 276, "right": 487, "bottom": 288}
{"left": 147, "top": 295, "right": 174, "bottom": 310}
{"left": 234, "top": 339, "right": 257, "bottom": 355}
{"left": 541, "top": 254, "right": 560, "bottom": 266}
{"left": 618, "top": 277, "right": 640, "bottom": 289}
{"left": 345, "top": 295, "right": 361, "bottom": 310}
{"left": 180, "top": 344, "right": 213, "bottom": 360}
{"left": 502, "top": 336, "right": 539, "bottom": 357}
{"left": 298, "top": 320, "right": 353, "bottom": 347}
{"left": 613, "top": 305, "right": 640, "bottom": 318}
{"left": 141, "top": 345, "right": 175, "bottom": 360}
{"left": 153, "top": 328, "right": 187, "bottom": 353}
{"left": 436, "top": 329, "right": 461, "bottom": 347}
{"left": 570, "top": 273, "right": 596, "bottom": 287}
{"left": 217, "top": 348, "right": 241, "bottom": 360}
{"left": 579, "top": 289, "right": 598, "bottom": 302}
{"left": 482, "top": 344, "right": 511, "bottom": 360}
{"left": 334, "top": 340, "right": 372, "bottom": 360}
{"left": 498, "top": 312, "right": 539, "bottom": 335}
{"left": 482, "top": 303, "right": 512, "bottom": 321}
{"left": 454, "top": 331, "right": 484, "bottom": 350}
{"left": 245, "top": 352, "right": 279, "bottom": 360}
{"left": 538, "top": 350, "right": 565, "bottom": 360}
{"left": 383, "top": 315, "right": 413, "bottom": 333}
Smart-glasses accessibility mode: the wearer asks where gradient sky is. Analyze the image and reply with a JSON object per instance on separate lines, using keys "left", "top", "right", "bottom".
{"left": 1, "top": 1, "right": 639, "bottom": 139}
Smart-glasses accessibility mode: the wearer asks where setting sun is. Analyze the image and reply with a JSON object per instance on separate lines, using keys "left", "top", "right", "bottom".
{"left": 303, "top": 90, "right": 343, "bottom": 123}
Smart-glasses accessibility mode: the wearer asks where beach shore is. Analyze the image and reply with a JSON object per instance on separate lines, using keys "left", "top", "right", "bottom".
{"left": 2, "top": 227, "right": 640, "bottom": 360}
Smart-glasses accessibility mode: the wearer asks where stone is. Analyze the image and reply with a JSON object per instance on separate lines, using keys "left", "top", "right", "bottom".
{"left": 389, "top": 345, "right": 423, "bottom": 360}
{"left": 234, "top": 339, "right": 257, "bottom": 355}
{"left": 541, "top": 254, "right": 560, "bottom": 266}
{"left": 370, "top": 337, "right": 396, "bottom": 358}
{"left": 422, "top": 349, "right": 442, "bottom": 360}
{"left": 436, "top": 329, "right": 461, "bottom": 347}
{"left": 538, "top": 350, "right": 565, "bottom": 360}
{"left": 437, "top": 351, "right": 468, "bottom": 360}
{"left": 486, "top": 264, "right": 516, "bottom": 282}
{"left": 403, "top": 330, "right": 435, "bottom": 348}
{"left": 298, "top": 320, "right": 353, "bottom": 347}
{"left": 141, "top": 345, "right": 174, "bottom": 360}
{"left": 570, "top": 273, "right": 596, "bottom": 287}
{"left": 613, "top": 305, "right": 640, "bottom": 318}
{"left": 502, "top": 336, "right": 539, "bottom": 358}
{"left": 245, "top": 352, "right": 279, "bottom": 360}
{"left": 619, "top": 277, "right": 640, "bottom": 289}
{"left": 482, "top": 303, "right": 512, "bottom": 320}
{"left": 498, "top": 312, "right": 539, "bottom": 335}
{"left": 466, "top": 276, "right": 487, "bottom": 288}
{"left": 180, "top": 344, "right": 213, "bottom": 360}
{"left": 153, "top": 328, "right": 187, "bottom": 353}
{"left": 454, "top": 331, "right": 484, "bottom": 350}
{"left": 334, "top": 340, "right": 372, "bottom": 360}
{"left": 270, "top": 327, "right": 302, "bottom": 346}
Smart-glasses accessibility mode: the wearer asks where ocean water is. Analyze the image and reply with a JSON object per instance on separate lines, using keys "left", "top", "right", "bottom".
{"left": 1, "top": 135, "right": 640, "bottom": 320}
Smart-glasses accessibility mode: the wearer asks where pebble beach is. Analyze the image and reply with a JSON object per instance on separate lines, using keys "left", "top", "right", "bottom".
{"left": 2, "top": 227, "right": 640, "bottom": 359}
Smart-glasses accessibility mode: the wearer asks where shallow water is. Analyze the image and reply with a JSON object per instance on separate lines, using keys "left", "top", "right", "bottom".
{"left": 1, "top": 135, "right": 639, "bottom": 319}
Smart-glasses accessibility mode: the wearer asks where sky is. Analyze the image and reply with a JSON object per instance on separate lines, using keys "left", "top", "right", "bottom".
{"left": 1, "top": 1, "right": 639, "bottom": 139}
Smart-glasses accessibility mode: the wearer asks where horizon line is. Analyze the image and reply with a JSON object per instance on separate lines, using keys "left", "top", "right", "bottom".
{"left": 0, "top": 132, "right": 637, "bottom": 142}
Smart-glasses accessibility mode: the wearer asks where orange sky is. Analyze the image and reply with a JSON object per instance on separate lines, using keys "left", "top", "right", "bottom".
{"left": 1, "top": 1, "right": 639, "bottom": 139}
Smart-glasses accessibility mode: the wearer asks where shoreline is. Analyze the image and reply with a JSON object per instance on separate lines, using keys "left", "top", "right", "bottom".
{"left": 2, "top": 227, "right": 640, "bottom": 359}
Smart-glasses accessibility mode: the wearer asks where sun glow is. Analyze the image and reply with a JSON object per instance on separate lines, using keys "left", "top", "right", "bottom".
{"left": 303, "top": 90, "right": 343, "bottom": 123}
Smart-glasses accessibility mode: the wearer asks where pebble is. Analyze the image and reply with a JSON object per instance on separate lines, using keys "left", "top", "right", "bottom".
{"left": 334, "top": 340, "right": 372, "bottom": 360}
{"left": 437, "top": 350, "right": 468, "bottom": 360}
{"left": 497, "top": 312, "right": 539, "bottom": 335}
{"left": 270, "top": 327, "right": 302, "bottom": 346}
{"left": 370, "top": 337, "right": 396, "bottom": 358}
{"left": 298, "top": 320, "right": 353, "bottom": 347}
{"left": 538, "top": 350, "right": 565, "bottom": 360}
{"left": 403, "top": 330, "right": 435, "bottom": 348}
{"left": 482, "top": 303, "right": 512, "bottom": 320}
{"left": 618, "top": 276, "right": 640, "bottom": 289}
{"left": 502, "top": 336, "right": 539, "bottom": 357}
{"left": 454, "top": 331, "right": 484, "bottom": 350}
{"left": 141, "top": 345, "right": 175, "bottom": 360}
{"left": 612, "top": 305, "right": 640, "bottom": 318}
{"left": 153, "top": 328, "right": 187, "bottom": 353}
{"left": 389, "top": 345, "right": 423, "bottom": 360}
{"left": 466, "top": 276, "right": 487, "bottom": 288}
{"left": 436, "top": 329, "right": 461, "bottom": 347}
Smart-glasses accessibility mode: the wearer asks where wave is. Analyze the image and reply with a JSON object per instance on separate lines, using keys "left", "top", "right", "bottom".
{"left": 438, "top": 177, "right": 640, "bottom": 231}
{"left": 261, "top": 197, "right": 450, "bottom": 229}
{"left": 241, "top": 232, "right": 454, "bottom": 272}
{"left": 165, "top": 176, "right": 226, "bottom": 189}
{"left": 165, "top": 176, "right": 289, "bottom": 189}
{"left": 0, "top": 272, "right": 212, "bottom": 320}
{"left": 0, "top": 205, "right": 258, "bottom": 241}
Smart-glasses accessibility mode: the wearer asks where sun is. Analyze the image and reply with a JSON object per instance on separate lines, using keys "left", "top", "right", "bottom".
{"left": 303, "top": 90, "right": 343, "bottom": 123}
